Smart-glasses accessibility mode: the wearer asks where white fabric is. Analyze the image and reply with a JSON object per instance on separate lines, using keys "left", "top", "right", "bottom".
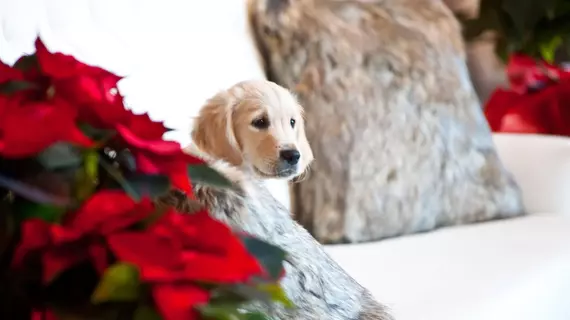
{"left": 0, "top": 0, "right": 291, "bottom": 209}
{"left": 325, "top": 213, "right": 570, "bottom": 320}
{"left": 492, "top": 134, "right": 570, "bottom": 215}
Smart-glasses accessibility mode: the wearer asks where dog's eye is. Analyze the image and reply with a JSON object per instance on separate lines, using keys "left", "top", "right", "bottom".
{"left": 251, "top": 117, "right": 270, "bottom": 129}
{"left": 290, "top": 118, "right": 296, "bottom": 128}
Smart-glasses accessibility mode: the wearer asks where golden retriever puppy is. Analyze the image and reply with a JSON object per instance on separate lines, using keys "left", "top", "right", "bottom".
{"left": 191, "top": 80, "right": 314, "bottom": 180}
{"left": 171, "top": 80, "right": 392, "bottom": 319}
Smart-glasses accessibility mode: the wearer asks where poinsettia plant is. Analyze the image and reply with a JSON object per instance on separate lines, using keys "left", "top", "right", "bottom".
{"left": 460, "top": 0, "right": 570, "bottom": 62}
{"left": 485, "top": 53, "right": 570, "bottom": 135}
{"left": 0, "top": 38, "right": 292, "bottom": 320}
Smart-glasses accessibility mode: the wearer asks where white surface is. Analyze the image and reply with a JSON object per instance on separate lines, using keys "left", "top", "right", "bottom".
{"left": 0, "top": 0, "right": 291, "bottom": 209}
{"left": 325, "top": 213, "right": 570, "bottom": 320}
{"left": 492, "top": 134, "right": 570, "bottom": 215}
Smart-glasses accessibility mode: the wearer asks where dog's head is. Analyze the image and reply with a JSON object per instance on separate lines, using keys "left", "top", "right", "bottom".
{"left": 191, "top": 80, "right": 313, "bottom": 180}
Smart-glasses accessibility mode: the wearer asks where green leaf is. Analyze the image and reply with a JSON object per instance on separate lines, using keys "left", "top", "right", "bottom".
{"left": 78, "top": 123, "right": 116, "bottom": 143}
{"left": 0, "top": 80, "right": 38, "bottom": 94}
{"left": 197, "top": 303, "right": 244, "bottom": 320}
{"left": 91, "top": 263, "right": 140, "bottom": 304}
{"left": 99, "top": 153, "right": 171, "bottom": 200}
{"left": 239, "top": 235, "right": 287, "bottom": 280}
{"left": 539, "top": 35, "right": 563, "bottom": 62}
{"left": 37, "top": 142, "right": 82, "bottom": 170}
{"left": 99, "top": 156, "right": 141, "bottom": 201}
{"left": 187, "top": 164, "right": 237, "bottom": 190}
{"left": 13, "top": 54, "right": 38, "bottom": 72}
{"left": 133, "top": 305, "right": 162, "bottom": 320}
{"left": 213, "top": 284, "right": 271, "bottom": 306}
{"left": 220, "top": 282, "right": 292, "bottom": 309}
{"left": 117, "top": 149, "right": 137, "bottom": 172}
{"left": 242, "top": 312, "right": 270, "bottom": 320}
{"left": 0, "top": 173, "right": 70, "bottom": 206}
{"left": 456, "top": 0, "right": 570, "bottom": 60}
{"left": 209, "top": 283, "right": 263, "bottom": 305}
{"left": 74, "top": 150, "right": 99, "bottom": 202}
{"left": 125, "top": 174, "right": 171, "bottom": 199}
{"left": 14, "top": 200, "right": 65, "bottom": 223}
{"left": 199, "top": 303, "right": 271, "bottom": 320}
{"left": 502, "top": 0, "right": 553, "bottom": 35}
{"left": 84, "top": 150, "right": 99, "bottom": 180}
{"left": 255, "top": 283, "right": 293, "bottom": 308}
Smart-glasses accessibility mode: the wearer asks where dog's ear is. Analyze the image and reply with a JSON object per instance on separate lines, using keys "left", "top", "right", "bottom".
{"left": 297, "top": 106, "right": 314, "bottom": 171}
{"left": 192, "top": 93, "right": 243, "bottom": 166}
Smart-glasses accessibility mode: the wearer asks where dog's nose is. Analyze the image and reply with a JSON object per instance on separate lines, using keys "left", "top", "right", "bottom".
{"left": 280, "top": 149, "right": 301, "bottom": 165}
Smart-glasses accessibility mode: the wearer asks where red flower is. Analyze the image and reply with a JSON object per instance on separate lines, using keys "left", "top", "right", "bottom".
{"left": 32, "top": 309, "right": 58, "bottom": 320}
{"left": 0, "top": 96, "right": 93, "bottom": 158}
{"left": 485, "top": 54, "right": 570, "bottom": 136}
{"left": 0, "top": 41, "right": 106, "bottom": 158}
{"left": 152, "top": 284, "right": 209, "bottom": 320}
{"left": 0, "top": 61, "right": 23, "bottom": 83}
{"left": 12, "top": 191, "right": 155, "bottom": 283}
{"left": 108, "top": 210, "right": 264, "bottom": 283}
{"left": 12, "top": 219, "right": 96, "bottom": 283}
{"left": 2, "top": 36, "right": 287, "bottom": 320}
{"left": 107, "top": 210, "right": 265, "bottom": 320}
{"left": 116, "top": 112, "right": 204, "bottom": 194}
{"left": 5, "top": 38, "right": 202, "bottom": 191}
{"left": 34, "top": 38, "right": 130, "bottom": 128}
{"left": 64, "top": 190, "right": 155, "bottom": 234}
{"left": 484, "top": 88, "right": 522, "bottom": 131}
{"left": 32, "top": 39, "right": 176, "bottom": 149}
{"left": 506, "top": 54, "right": 570, "bottom": 93}
{"left": 126, "top": 112, "right": 170, "bottom": 141}
{"left": 487, "top": 82, "right": 570, "bottom": 135}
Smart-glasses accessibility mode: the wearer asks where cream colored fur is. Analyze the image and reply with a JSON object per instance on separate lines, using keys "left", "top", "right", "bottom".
{"left": 191, "top": 80, "right": 313, "bottom": 180}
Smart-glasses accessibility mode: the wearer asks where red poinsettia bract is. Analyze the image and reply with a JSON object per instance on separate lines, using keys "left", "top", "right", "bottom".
{"left": 11, "top": 191, "right": 154, "bottom": 282}
{"left": 1, "top": 36, "right": 278, "bottom": 320}
{"left": 108, "top": 210, "right": 265, "bottom": 320}
{"left": 0, "top": 38, "right": 205, "bottom": 192}
{"left": 12, "top": 191, "right": 265, "bottom": 320}
{"left": 116, "top": 112, "right": 204, "bottom": 194}
{"left": 485, "top": 54, "right": 570, "bottom": 136}
{"left": 34, "top": 39, "right": 130, "bottom": 128}
{"left": 0, "top": 93, "right": 93, "bottom": 157}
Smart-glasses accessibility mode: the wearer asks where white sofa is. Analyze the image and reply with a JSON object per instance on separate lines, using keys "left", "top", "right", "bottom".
{"left": 2, "top": 1, "right": 570, "bottom": 319}
{"left": 326, "top": 133, "right": 570, "bottom": 320}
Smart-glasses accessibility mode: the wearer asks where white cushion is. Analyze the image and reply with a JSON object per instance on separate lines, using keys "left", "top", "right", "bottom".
{"left": 325, "top": 213, "right": 570, "bottom": 320}
{"left": 492, "top": 134, "right": 570, "bottom": 215}
{"left": 0, "top": 0, "right": 291, "bottom": 208}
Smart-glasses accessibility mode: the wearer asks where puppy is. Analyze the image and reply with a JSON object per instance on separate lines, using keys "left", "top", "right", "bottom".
{"left": 191, "top": 80, "right": 313, "bottom": 180}
{"left": 168, "top": 80, "right": 393, "bottom": 319}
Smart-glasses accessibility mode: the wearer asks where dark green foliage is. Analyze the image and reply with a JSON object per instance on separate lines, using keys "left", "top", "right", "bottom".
{"left": 460, "top": 0, "right": 570, "bottom": 61}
